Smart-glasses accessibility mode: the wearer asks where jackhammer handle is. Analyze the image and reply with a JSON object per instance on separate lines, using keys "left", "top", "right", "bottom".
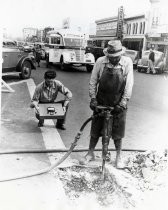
{"left": 96, "top": 105, "right": 114, "bottom": 111}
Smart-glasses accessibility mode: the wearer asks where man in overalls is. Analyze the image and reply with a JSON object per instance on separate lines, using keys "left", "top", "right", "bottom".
{"left": 81, "top": 40, "right": 134, "bottom": 168}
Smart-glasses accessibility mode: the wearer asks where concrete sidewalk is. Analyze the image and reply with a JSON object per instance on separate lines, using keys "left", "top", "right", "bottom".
{"left": 0, "top": 80, "right": 70, "bottom": 210}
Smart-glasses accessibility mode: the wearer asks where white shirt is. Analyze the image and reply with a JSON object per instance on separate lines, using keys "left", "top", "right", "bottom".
{"left": 89, "top": 55, "right": 134, "bottom": 106}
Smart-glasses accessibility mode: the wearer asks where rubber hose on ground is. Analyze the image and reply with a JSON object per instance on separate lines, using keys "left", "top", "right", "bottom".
{"left": 0, "top": 116, "right": 93, "bottom": 182}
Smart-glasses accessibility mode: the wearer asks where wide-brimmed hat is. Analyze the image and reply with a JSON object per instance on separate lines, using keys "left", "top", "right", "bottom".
{"left": 103, "top": 40, "right": 125, "bottom": 57}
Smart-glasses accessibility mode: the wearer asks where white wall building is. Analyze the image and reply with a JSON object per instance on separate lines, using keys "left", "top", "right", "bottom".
{"left": 123, "top": 14, "right": 147, "bottom": 53}
{"left": 23, "top": 27, "right": 37, "bottom": 41}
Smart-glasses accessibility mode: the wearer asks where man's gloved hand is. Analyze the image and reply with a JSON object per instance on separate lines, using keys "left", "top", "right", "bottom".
{"left": 113, "top": 105, "right": 125, "bottom": 114}
{"left": 30, "top": 103, "right": 40, "bottom": 114}
{"left": 90, "top": 98, "right": 98, "bottom": 111}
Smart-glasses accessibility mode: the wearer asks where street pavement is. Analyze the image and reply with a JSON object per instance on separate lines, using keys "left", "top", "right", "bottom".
{"left": 42, "top": 64, "right": 168, "bottom": 153}
{"left": 1, "top": 63, "right": 168, "bottom": 209}
{"left": 0, "top": 78, "right": 73, "bottom": 210}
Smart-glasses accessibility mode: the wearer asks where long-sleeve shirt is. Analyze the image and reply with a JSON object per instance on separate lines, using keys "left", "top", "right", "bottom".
{"left": 31, "top": 80, "right": 72, "bottom": 107}
{"left": 89, "top": 55, "right": 134, "bottom": 106}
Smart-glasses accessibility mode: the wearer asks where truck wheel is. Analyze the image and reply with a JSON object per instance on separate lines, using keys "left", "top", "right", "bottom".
{"left": 20, "top": 60, "right": 32, "bottom": 79}
{"left": 137, "top": 67, "right": 141, "bottom": 72}
{"left": 86, "top": 64, "right": 93, "bottom": 72}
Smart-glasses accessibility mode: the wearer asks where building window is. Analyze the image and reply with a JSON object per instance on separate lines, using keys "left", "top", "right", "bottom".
{"left": 139, "top": 22, "right": 142, "bottom": 34}
{"left": 133, "top": 23, "right": 136, "bottom": 34}
{"left": 45, "top": 37, "right": 49, "bottom": 44}
{"left": 129, "top": 24, "right": 132, "bottom": 34}
{"left": 127, "top": 24, "right": 129, "bottom": 34}
{"left": 135, "top": 23, "right": 138, "bottom": 34}
{"left": 142, "top": 22, "right": 145, "bottom": 34}
{"left": 51, "top": 37, "right": 60, "bottom": 44}
{"left": 127, "top": 24, "right": 131, "bottom": 34}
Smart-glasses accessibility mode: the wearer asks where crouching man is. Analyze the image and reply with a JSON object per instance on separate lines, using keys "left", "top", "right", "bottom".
{"left": 30, "top": 70, "right": 72, "bottom": 130}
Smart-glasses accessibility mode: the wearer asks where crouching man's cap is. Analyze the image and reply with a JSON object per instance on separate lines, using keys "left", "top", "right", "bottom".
{"left": 44, "top": 70, "right": 57, "bottom": 79}
{"left": 103, "top": 40, "right": 125, "bottom": 57}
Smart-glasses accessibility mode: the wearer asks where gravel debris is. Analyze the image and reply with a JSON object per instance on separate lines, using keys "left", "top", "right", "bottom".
{"left": 52, "top": 150, "right": 168, "bottom": 210}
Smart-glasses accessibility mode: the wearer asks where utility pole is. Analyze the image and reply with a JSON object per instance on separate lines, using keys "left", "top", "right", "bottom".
{"left": 116, "top": 6, "right": 124, "bottom": 42}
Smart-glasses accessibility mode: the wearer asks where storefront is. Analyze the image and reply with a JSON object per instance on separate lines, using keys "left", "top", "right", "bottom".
{"left": 122, "top": 37, "right": 144, "bottom": 56}
{"left": 146, "top": 34, "right": 168, "bottom": 53}
{"left": 88, "top": 35, "right": 117, "bottom": 48}
{"left": 89, "top": 16, "right": 118, "bottom": 48}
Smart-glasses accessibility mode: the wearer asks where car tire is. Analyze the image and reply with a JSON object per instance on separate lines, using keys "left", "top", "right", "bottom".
{"left": 86, "top": 64, "right": 93, "bottom": 72}
{"left": 159, "top": 67, "right": 164, "bottom": 74}
{"left": 20, "top": 60, "right": 32, "bottom": 79}
{"left": 137, "top": 67, "right": 141, "bottom": 72}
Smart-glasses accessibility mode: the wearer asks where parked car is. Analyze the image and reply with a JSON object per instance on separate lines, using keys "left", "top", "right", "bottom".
{"left": 2, "top": 40, "right": 36, "bottom": 79}
{"left": 85, "top": 46, "right": 104, "bottom": 62}
{"left": 137, "top": 50, "right": 166, "bottom": 74}
{"left": 22, "top": 44, "right": 34, "bottom": 52}
{"left": 123, "top": 49, "right": 140, "bottom": 69}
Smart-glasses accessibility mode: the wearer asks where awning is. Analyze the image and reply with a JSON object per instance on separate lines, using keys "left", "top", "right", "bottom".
{"left": 89, "top": 36, "right": 117, "bottom": 41}
{"left": 123, "top": 38, "right": 144, "bottom": 42}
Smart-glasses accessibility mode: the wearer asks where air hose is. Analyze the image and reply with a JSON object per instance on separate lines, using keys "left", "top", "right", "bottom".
{"left": 0, "top": 116, "right": 93, "bottom": 182}
{"left": 0, "top": 148, "right": 147, "bottom": 155}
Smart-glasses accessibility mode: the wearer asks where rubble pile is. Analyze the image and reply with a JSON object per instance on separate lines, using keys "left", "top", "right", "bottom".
{"left": 126, "top": 150, "right": 168, "bottom": 190}
{"left": 52, "top": 150, "right": 168, "bottom": 210}
{"left": 57, "top": 167, "right": 118, "bottom": 206}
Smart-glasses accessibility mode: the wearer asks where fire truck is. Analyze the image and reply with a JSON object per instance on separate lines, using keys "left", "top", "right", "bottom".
{"left": 45, "top": 29, "right": 95, "bottom": 72}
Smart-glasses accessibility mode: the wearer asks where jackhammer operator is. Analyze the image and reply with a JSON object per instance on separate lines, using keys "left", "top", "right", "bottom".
{"left": 81, "top": 40, "right": 134, "bottom": 168}
{"left": 30, "top": 70, "right": 72, "bottom": 129}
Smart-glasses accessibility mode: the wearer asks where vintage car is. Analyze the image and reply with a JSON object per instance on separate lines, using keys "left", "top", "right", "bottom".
{"left": 137, "top": 50, "right": 166, "bottom": 74}
{"left": 85, "top": 46, "right": 104, "bottom": 62}
{"left": 2, "top": 40, "right": 36, "bottom": 79}
{"left": 123, "top": 49, "right": 140, "bottom": 69}
{"left": 22, "top": 43, "right": 34, "bottom": 52}
{"left": 85, "top": 46, "right": 140, "bottom": 70}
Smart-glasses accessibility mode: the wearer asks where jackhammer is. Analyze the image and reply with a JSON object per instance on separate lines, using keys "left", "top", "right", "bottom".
{"left": 96, "top": 105, "right": 114, "bottom": 180}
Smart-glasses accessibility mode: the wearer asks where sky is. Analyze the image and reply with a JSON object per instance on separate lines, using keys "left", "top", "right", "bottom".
{"left": 1, "top": 0, "right": 168, "bottom": 38}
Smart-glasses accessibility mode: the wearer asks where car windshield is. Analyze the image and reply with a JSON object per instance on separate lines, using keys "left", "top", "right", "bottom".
{"left": 64, "top": 38, "right": 84, "bottom": 47}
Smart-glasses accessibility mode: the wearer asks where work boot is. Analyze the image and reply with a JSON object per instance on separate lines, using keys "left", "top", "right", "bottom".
{"left": 56, "top": 123, "right": 66, "bottom": 130}
{"left": 79, "top": 151, "right": 95, "bottom": 165}
{"left": 38, "top": 119, "right": 44, "bottom": 127}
